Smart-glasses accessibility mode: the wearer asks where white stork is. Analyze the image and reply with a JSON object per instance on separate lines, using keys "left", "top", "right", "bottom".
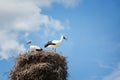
{"left": 27, "top": 40, "right": 42, "bottom": 52}
{"left": 44, "top": 35, "right": 67, "bottom": 52}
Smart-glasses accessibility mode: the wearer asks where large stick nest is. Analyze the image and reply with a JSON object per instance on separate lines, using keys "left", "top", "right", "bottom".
{"left": 9, "top": 51, "right": 68, "bottom": 80}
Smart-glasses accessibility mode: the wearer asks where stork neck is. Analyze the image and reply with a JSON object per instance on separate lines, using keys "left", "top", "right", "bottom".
{"left": 60, "top": 36, "right": 64, "bottom": 42}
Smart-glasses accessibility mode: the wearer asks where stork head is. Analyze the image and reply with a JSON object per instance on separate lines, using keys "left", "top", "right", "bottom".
{"left": 27, "top": 40, "right": 32, "bottom": 45}
{"left": 61, "top": 35, "right": 67, "bottom": 40}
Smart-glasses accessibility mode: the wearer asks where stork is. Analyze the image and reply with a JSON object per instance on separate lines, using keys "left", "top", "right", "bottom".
{"left": 27, "top": 40, "right": 43, "bottom": 52}
{"left": 44, "top": 35, "right": 67, "bottom": 52}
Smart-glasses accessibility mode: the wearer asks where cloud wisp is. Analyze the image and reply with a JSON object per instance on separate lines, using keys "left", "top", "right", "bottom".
{"left": 102, "top": 63, "right": 120, "bottom": 80}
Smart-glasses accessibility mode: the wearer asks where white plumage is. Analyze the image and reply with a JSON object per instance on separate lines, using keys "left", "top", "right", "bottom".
{"left": 44, "top": 35, "right": 67, "bottom": 52}
{"left": 27, "top": 40, "right": 42, "bottom": 52}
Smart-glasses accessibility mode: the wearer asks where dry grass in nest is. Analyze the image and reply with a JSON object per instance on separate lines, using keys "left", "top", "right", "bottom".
{"left": 9, "top": 51, "right": 68, "bottom": 80}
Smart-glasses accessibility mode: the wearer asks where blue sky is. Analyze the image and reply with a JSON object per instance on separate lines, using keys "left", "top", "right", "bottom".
{"left": 0, "top": 0, "right": 120, "bottom": 80}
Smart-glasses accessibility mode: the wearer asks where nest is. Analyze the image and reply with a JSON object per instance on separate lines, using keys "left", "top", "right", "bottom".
{"left": 9, "top": 51, "right": 68, "bottom": 80}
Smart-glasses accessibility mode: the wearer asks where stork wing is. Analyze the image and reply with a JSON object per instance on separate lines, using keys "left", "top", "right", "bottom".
{"left": 36, "top": 48, "right": 43, "bottom": 51}
{"left": 44, "top": 40, "right": 56, "bottom": 48}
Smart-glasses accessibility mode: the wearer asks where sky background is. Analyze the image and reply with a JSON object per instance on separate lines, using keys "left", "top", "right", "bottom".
{"left": 0, "top": 0, "right": 120, "bottom": 80}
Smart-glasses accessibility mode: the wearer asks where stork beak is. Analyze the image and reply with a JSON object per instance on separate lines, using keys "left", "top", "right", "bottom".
{"left": 27, "top": 42, "right": 29, "bottom": 44}
{"left": 27, "top": 41, "right": 31, "bottom": 44}
{"left": 65, "top": 38, "right": 67, "bottom": 40}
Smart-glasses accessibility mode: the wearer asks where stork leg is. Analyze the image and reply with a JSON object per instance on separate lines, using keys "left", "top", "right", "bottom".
{"left": 54, "top": 48, "right": 56, "bottom": 52}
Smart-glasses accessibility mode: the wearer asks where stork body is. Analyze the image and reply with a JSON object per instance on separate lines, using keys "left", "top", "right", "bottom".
{"left": 44, "top": 35, "right": 67, "bottom": 52}
{"left": 27, "top": 41, "right": 42, "bottom": 52}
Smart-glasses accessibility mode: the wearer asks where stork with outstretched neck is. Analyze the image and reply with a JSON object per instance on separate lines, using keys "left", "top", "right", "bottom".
{"left": 44, "top": 35, "right": 67, "bottom": 52}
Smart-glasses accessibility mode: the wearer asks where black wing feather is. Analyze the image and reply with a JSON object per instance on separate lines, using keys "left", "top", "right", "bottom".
{"left": 44, "top": 40, "right": 56, "bottom": 48}
{"left": 36, "top": 48, "right": 43, "bottom": 51}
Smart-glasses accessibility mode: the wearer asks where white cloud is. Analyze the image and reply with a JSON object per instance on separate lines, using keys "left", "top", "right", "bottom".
{"left": 102, "top": 63, "right": 120, "bottom": 80}
{"left": 0, "top": 30, "right": 25, "bottom": 59}
{"left": 0, "top": 0, "right": 65, "bottom": 31}
{"left": 0, "top": 0, "right": 79, "bottom": 59}
{"left": 0, "top": 0, "right": 79, "bottom": 31}
{"left": 35, "top": 0, "right": 80, "bottom": 8}
{"left": 56, "top": 0, "right": 80, "bottom": 8}
{"left": 97, "top": 61, "right": 115, "bottom": 70}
